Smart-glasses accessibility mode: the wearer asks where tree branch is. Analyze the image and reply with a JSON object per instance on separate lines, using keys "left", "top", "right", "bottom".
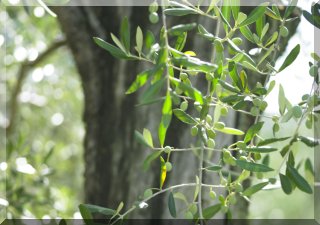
{"left": 6, "top": 38, "right": 67, "bottom": 137}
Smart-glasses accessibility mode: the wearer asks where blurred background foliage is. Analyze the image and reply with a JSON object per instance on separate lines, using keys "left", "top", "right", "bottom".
{"left": 1, "top": 4, "right": 84, "bottom": 219}
{"left": 0, "top": 0, "right": 317, "bottom": 221}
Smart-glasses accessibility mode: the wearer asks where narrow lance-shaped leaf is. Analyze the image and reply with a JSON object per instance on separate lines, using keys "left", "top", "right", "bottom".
{"left": 158, "top": 91, "right": 172, "bottom": 147}
{"left": 240, "top": 2, "right": 269, "bottom": 27}
{"left": 278, "top": 44, "right": 300, "bottom": 72}
{"left": 168, "top": 192, "right": 177, "bottom": 218}
{"left": 284, "top": 0, "right": 298, "bottom": 19}
{"left": 280, "top": 173, "right": 292, "bottom": 194}
{"left": 218, "top": 127, "right": 244, "bottom": 136}
{"left": 135, "top": 130, "right": 151, "bottom": 147}
{"left": 257, "top": 136, "right": 290, "bottom": 146}
{"left": 173, "top": 109, "right": 197, "bottom": 125}
{"left": 160, "top": 156, "right": 167, "bottom": 189}
{"left": 287, "top": 165, "right": 313, "bottom": 194}
{"left": 139, "top": 77, "right": 165, "bottom": 104}
{"left": 278, "top": 84, "right": 286, "bottom": 115}
{"left": 298, "top": 136, "right": 320, "bottom": 147}
{"left": 243, "top": 182, "right": 269, "bottom": 196}
{"left": 93, "top": 37, "right": 129, "bottom": 59}
{"left": 136, "top": 26, "right": 143, "bottom": 55}
{"left": 126, "top": 70, "right": 152, "bottom": 94}
{"left": 201, "top": 204, "right": 221, "bottom": 219}
{"left": 164, "top": 8, "right": 197, "bottom": 16}
{"left": 168, "top": 23, "right": 197, "bottom": 36}
{"left": 120, "top": 17, "right": 130, "bottom": 51}
{"left": 143, "top": 151, "right": 162, "bottom": 171}
{"left": 244, "top": 121, "right": 264, "bottom": 143}
{"left": 143, "top": 128, "right": 153, "bottom": 148}
{"left": 244, "top": 146, "right": 278, "bottom": 153}
{"left": 236, "top": 160, "right": 274, "bottom": 172}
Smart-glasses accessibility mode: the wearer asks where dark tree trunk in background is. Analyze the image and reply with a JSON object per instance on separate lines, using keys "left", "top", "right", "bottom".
{"left": 54, "top": 5, "right": 300, "bottom": 220}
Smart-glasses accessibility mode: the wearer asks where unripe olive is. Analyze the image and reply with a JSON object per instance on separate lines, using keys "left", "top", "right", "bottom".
{"left": 207, "top": 138, "right": 216, "bottom": 149}
{"left": 149, "top": 12, "right": 159, "bottom": 24}
{"left": 148, "top": 1, "right": 159, "bottom": 13}
{"left": 223, "top": 150, "right": 232, "bottom": 160}
{"left": 234, "top": 182, "right": 243, "bottom": 192}
{"left": 180, "top": 101, "right": 188, "bottom": 111}
{"left": 164, "top": 146, "right": 171, "bottom": 153}
{"left": 206, "top": 129, "right": 216, "bottom": 139}
{"left": 280, "top": 25, "right": 289, "bottom": 37}
{"left": 175, "top": 86, "right": 183, "bottom": 95}
{"left": 254, "top": 153, "right": 261, "bottom": 160}
{"left": 214, "top": 39, "right": 224, "bottom": 52}
{"left": 259, "top": 101, "right": 268, "bottom": 111}
{"left": 180, "top": 72, "right": 188, "bottom": 80}
{"left": 220, "top": 106, "right": 228, "bottom": 116}
{"left": 309, "top": 65, "right": 318, "bottom": 77}
{"left": 219, "top": 194, "right": 225, "bottom": 203}
{"left": 252, "top": 98, "right": 261, "bottom": 106}
{"left": 210, "top": 190, "right": 216, "bottom": 200}
{"left": 232, "top": 37, "right": 243, "bottom": 46}
{"left": 191, "top": 126, "right": 198, "bottom": 136}
{"left": 214, "top": 122, "right": 225, "bottom": 130}
{"left": 239, "top": 156, "right": 247, "bottom": 161}
{"left": 165, "top": 162, "right": 172, "bottom": 172}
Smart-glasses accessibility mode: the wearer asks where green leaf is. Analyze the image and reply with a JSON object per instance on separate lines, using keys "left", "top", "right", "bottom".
{"left": 231, "top": 0, "right": 240, "bottom": 20}
{"left": 160, "top": 156, "right": 167, "bottom": 189}
{"left": 257, "top": 136, "right": 290, "bottom": 146}
{"left": 258, "top": 44, "right": 274, "bottom": 66}
{"left": 205, "top": 165, "right": 223, "bottom": 172}
{"left": 265, "top": 7, "right": 281, "bottom": 20}
{"left": 145, "top": 30, "right": 155, "bottom": 50}
{"left": 175, "top": 32, "right": 187, "bottom": 51}
{"left": 120, "top": 17, "right": 130, "bottom": 51}
{"left": 173, "top": 109, "right": 197, "bottom": 125}
{"left": 222, "top": 3, "right": 232, "bottom": 32}
{"left": 171, "top": 78, "right": 204, "bottom": 104}
{"left": 126, "top": 70, "right": 152, "bottom": 94}
{"left": 172, "top": 56, "right": 217, "bottom": 73}
{"left": 139, "top": 77, "right": 165, "bottom": 104}
{"left": 79, "top": 204, "right": 115, "bottom": 217}
{"left": 164, "top": 8, "right": 197, "bottom": 16}
{"left": 244, "top": 146, "right": 278, "bottom": 153}
{"left": 93, "top": 37, "right": 129, "bottom": 59}
{"left": 143, "top": 150, "right": 162, "bottom": 171}
{"left": 135, "top": 130, "right": 151, "bottom": 147}
{"left": 168, "top": 192, "right": 177, "bottom": 218}
{"left": 242, "top": 61, "right": 260, "bottom": 73}
{"left": 143, "top": 128, "right": 153, "bottom": 148}
{"left": 284, "top": 0, "right": 298, "bottom": 19}
{"left": 159, "top": 91, "right": 172, "bottom": 147}
{"left": 218, "top": 80, "right": 241, "bottom": 94}
{"left": 287, "top": 165, "right": 313, "bottom": 194}
{"left": 244, "top": 121, "right": 264, "bottom": 143}
{"left": 278, "top": 44, "right": 300, "bottom": 72}
{"left": 218, "top": 127, "right": 244, "bottom": 136}
{"left": 79, "top": 204, "right": 93, "bottom": 220}
{"left": 280, "top": 173, "right": 292, "bottom": 194}
{"left": 298, "top": 136, "right": 319, "bottom": 147}
{"left": 240, "top": 2, "right": 269, "bottom": 27}
{"left": 265, "top": 31, "right": 278, "bottom": 47}
{"left": 136, "top": 26, "right": 143, "bottom": 54}
{"left": 214, "top": 6, "right": 232, "bottom": 30}
{"left": 243, "top": 182, "right": 268, "bottom": 196}
{"left": 278, "top": 84, "right": 286, "bottom": 115}
{"left": 198, "top": 24, "right": 215, "bottom": 41}
{"left": 111, "top": 33, "right": 127, "bottom": 53}
{"left": 168, "top": 23, "right": 197, "bottom": 36}
{"left": 201, "top": 204, "right": 221, "bottom": 219}
{"left": 236, "top": 160, "right": 274, "bottom": 172}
